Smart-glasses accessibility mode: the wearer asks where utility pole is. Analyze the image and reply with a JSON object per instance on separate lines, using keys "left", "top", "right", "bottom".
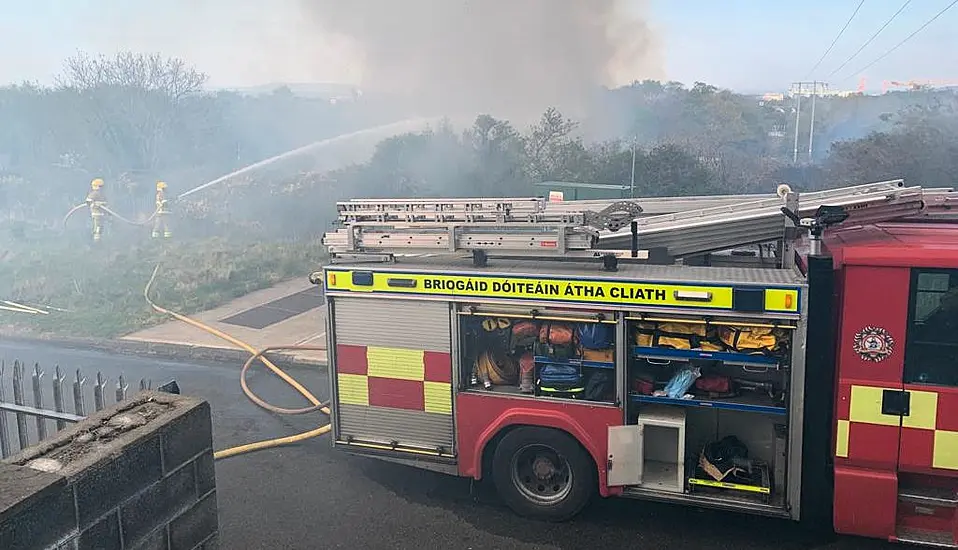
{"left": 790, "top": 81, "right": 828, "bottom": 164}
{"left": 629, "top": 138, "right": 637, "bottom": 198}
{"left": 808, "top": 81, "right": 818, "bottom": 161}
{"left": 791, "top": 83, "right": 802, "bottom": 164}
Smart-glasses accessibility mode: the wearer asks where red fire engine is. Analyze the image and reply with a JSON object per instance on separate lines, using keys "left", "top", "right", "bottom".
{"left": 312, "top": 180, "right": 958, "bottom": 547}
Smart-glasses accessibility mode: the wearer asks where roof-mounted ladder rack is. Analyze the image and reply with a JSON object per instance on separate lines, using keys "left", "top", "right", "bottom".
{"left": 324, "top": 199, "right": 649, "bottom": 270}
{"left": 322, "top": 179, "right": 930, "bottom": 271}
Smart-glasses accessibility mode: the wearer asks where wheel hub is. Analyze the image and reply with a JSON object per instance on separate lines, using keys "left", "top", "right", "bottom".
{"left": 510, "top": 444, "right": 574, "bottom": 505}
{"left": 532, "top": 456, "right": 556, "bottom": 480}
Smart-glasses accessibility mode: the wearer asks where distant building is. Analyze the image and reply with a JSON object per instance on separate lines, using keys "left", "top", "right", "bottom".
{"left": 222, "top": 82, "right": 362, "bottom": 101}
{"left": 828, "top": 90, "right": 864, "bottom": 98}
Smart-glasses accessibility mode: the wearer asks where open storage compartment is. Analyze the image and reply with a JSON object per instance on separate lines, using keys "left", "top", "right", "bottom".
{"left": 682, "top": 408, "right": 786, "bottom": 506}
{"left": 456, "top": 304, "right": 619, "bottom": 405}
{"left": 636, "top": 405, "right": 685, "bottom": 493}
{"left": 622, "top": 312, "right": 795, "bottom": 508}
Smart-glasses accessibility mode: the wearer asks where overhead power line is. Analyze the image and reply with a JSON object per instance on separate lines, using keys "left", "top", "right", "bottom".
{"left": 827, "top": 0, "right": 912, "bottom": 78}
{"left": 838, "top": 0, "right": 958, "bottom": 83}
{"left": 805, "top": 0, "right": 866, "bottom": 79}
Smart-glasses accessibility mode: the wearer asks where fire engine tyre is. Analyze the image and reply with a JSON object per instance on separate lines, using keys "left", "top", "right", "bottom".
{"left": 491, "top": 427, "right": 596, "bottom": 521}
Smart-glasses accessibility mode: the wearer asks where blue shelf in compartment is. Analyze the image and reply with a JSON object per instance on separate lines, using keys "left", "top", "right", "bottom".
{"left": 630, "top": 393, "right": 787, "bottom": 416}
{"left": 534, "top": 356, "right": 615, "bottom": 370}
{"left": 631, "top": 346, "right": 781, "bottom": 367}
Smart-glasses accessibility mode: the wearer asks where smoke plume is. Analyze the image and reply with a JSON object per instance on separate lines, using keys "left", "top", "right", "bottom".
{"left": 301, "top": 0, "right": 662, "bottom": 122}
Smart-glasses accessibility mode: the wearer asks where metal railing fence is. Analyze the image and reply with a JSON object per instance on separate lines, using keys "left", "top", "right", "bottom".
{"left": 0, "top": 360, "right": 153, "bottom": 458}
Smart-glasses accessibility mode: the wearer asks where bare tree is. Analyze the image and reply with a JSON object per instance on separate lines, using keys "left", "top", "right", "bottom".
{"left": 52, "top": 52, "right": 213, "bottom": 177}
{"left": 57, "top": 52, "right": 208, "bottom": 102}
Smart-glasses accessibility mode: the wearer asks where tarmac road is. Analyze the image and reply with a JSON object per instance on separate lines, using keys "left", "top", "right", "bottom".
{"left": 0, "top": 342, "right": 896, "bottom": 550}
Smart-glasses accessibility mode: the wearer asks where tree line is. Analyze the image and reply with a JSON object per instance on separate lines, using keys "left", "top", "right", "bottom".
{"left": 2, "top": 52, "right": 957, "bottom": 241}
{"left": 317, "top": 89, "right": 958, "bottom": 206}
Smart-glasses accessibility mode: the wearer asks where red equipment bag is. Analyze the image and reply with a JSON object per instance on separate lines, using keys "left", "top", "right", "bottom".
{"left": 632, "top": 376, "right": 655, "bottom": 395}
{"left": 539, "top": 322, "right": 574, "bottom": 345}
{"left": 694, "top": 374, "right": 732, "bottom": 394}
{"left": 512, "top": 321, "right": 540, "bottom": 348}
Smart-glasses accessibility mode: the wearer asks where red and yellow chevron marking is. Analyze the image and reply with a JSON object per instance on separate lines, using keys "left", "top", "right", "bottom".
{"left": 335, "top": 344, "right": 453, "bottom": 415}
{"left": 836, "top": 383, "right": 958, "bottom": 472}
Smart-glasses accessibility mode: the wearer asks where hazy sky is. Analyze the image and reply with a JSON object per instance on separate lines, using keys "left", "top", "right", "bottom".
{"left": 1, "top": 0, "right": 956, "bottom": 93}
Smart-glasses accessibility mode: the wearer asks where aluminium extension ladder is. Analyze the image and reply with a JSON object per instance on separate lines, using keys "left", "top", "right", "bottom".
{"left": 322, "top": 179, "right": 952, "bottom": 269}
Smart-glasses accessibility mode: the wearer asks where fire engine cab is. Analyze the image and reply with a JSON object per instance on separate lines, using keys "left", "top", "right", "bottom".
{"left": 312, "top": 180, "right": 958, "bottom": 547}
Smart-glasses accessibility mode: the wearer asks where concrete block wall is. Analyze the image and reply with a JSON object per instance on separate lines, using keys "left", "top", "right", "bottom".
{"left": 0, "top": 391, "right": 218, "bottom": 550}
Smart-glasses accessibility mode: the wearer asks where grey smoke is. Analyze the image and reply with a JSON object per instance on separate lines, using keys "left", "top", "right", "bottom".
{"left": 301, "top": 0, "right": 663, "bottom": 122}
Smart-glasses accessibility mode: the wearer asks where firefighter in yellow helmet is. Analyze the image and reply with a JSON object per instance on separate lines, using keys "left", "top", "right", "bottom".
{"left": 85, "top": 178, "right": 106, "bottom": 242}
{"left": 152, "top": 181, "right": 171, "bottom": 239}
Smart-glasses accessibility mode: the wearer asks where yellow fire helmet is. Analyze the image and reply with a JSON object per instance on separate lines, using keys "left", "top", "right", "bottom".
{"left": 91, "top": 178, "right": 104, "bottom": 189}
{"left": 482, "top": 317, "right": 511, "bottom": 332}
{"left": 156, "top": 181, "right": 167, "bottom": 190}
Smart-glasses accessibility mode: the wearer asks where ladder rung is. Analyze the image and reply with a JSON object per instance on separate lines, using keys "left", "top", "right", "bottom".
{"left": 337, "top": 198, "right": 547, "bottom": 219}
{"left": 339, "top": 197, "right": 544, "bottom": 204}
{"left": 335, "top": 198, "right": 643, "bottom": 227}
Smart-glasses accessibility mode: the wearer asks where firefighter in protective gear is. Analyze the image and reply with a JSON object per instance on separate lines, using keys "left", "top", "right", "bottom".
{"left": 152, "top": 181, "right": 171, "bottom": 239}
{"left": 85, "top": 178, "right": 106, "bottom": 242}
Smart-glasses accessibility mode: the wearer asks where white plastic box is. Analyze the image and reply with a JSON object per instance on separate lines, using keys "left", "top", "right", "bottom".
{"left": 635, "top": 405, "right": 686, "bottom": 493}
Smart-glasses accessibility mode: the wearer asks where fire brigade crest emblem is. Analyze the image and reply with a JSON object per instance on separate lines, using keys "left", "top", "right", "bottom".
{"left": 853, "top": 326, "right": 895, "bottom": 362}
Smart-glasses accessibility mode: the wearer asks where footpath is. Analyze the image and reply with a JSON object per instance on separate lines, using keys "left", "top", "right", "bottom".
{"left": 119, "top": 278, "right": 327, "bottom": 367}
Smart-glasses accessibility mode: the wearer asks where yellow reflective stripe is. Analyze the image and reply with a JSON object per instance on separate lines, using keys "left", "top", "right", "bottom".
{"left": 423, "top": 382, "right": 452, "bottom": 415}
{"left": 335, "top": 439, "right": 456, "bottom": 458}
{"left": 836, "top": 420, "right": 850, "bottom": 458}
{"left": 688, "top": 477, "right": 770, "bottom": 494}
{"left": 849, "top": 385, "right": 901, "bottom": 427}
{"left": 764, "top": 289, "right": 799, "bottom": 313}
{"left": 903, "top": 390, "right": 938, "bottom": 430}
{"left": 325, "top": 269, "right": 742, "bottom": 309}
{"left": 933, "top": 431, "right": 958, "bottom": 470}
{"left": 367, "top": 347, "right": 424, "bottom": 381}
{"left": 338, "top": 374, "right": 369, "bottom": 406}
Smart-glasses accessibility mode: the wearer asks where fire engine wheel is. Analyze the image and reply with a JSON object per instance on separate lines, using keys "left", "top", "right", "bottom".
{"left": 492, "top": 427, "right": 595, "bottom": 521}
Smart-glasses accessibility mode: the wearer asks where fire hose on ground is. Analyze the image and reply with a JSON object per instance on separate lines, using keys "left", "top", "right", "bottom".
{"left": 57, "top": 202, "right": 332, "bottom": 459}
{"left": 143, "top": 264, "right": 332, "bottom": 460}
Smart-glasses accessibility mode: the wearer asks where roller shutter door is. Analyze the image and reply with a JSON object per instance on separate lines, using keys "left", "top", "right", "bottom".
{"left": 331, "top": 296, "right": 455, "bottom": 456}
